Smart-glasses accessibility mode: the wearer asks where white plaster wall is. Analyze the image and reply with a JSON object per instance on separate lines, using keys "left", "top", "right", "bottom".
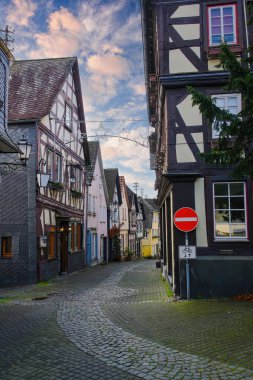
{"left": 87, "top": 156, "right": 107, "bottom": 239}
{"left": 169, "top": 49, "right": 198, "bottom": 73}
{"left": 171, "top": 4, "right": 199, "bottom": 18}
{"left": 195, "top": 178, "right": 208, "bottom": 247}
{"left": 173, "top": 24, "right": 199, "bottom": 40}
{"left": 176, "top": 134, "right": 195, "bottom": 162}
{"left": 177, "top": 95, "right": 202, "bottom": 126}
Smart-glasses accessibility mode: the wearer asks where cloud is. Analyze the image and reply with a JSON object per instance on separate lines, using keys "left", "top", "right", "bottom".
{"left": 102, "top": 44, "right": 124, "bottom": 55}
{"left": 29, "top": 7, "right": 82, "bottom": 58}
{"left": 6, "top": 0, "right": 37, "bottom": 27}
{"left": 87, "top": 54, "right": 130, "bottom": 77}
{"left": 129, "top": 83, "right": 146, "bottom": 96}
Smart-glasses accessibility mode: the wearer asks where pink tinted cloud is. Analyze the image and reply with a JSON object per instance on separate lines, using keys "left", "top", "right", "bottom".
{"left": 29, "top": 7, "right": 82, "bottom": 58}
{"left": 87, "top": 54, "right": 130, "bottom": 78}
{"left": 7, "top": 0, "right": 37, "bottom": 27}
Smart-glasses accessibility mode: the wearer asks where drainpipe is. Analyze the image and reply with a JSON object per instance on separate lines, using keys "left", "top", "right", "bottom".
{"left": 243, "top": 0, "right": 250, "bottom": 53}
{"left": 83, "top": 170, "right": 88, "bottom": 266}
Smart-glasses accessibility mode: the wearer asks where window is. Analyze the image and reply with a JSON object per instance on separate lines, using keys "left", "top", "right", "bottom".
{"left": 64, "top": 103, "right": 73, "bottom": 130}
{"left": 88, "top": 194, "right": 92, "bottom": 214}
{"left": 55, "top": 154, "right": 62, "bottom": 182}
{"left": 93, "top": 196, "right": 96, "bottom": 214}
{"left": 213, "top": 182, "right": 247, "bottom": 239}
{"left": 1, "top": 237, "right": 12, "bottom": 258}
{"left": 69, "top": 223, "right": 82, "bottom": 251}
{"left": 208, "top": 4, "right": 237, "bottom": 47}
{"left": 70, "top": 166, "right": 81, "bottom": 192}
{"left": 46, "top": 148, "right": 54, "bottom": 179}
{"left": 211, "top": 93, "right": 241, "bottom": 138}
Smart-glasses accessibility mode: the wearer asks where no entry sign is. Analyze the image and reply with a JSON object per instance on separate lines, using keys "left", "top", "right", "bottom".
{"left": 174, "top": 207, "right": 198, "bottom": 232}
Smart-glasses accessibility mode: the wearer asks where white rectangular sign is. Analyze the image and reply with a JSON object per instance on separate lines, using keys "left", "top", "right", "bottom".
{"left": 179, "top": 246, "right": 196, "bottom": 259}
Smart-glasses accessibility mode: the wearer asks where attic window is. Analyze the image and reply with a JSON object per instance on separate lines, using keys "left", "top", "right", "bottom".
{"left": 64, "top": 102, "right": 73, "bottom": 130}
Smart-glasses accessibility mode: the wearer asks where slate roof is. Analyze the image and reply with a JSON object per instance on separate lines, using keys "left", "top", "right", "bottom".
{"left": 8, "top": 57, "right": 76, "bottom": 121}
{"left": 104, "top": 168, "right": 122, "bottom": 205}
{"left": 86, "top": 141, "right": 100, "bottom": 185}
{"left": 126, "top": 185, "right": 138, "bottom": 212}
{"left": 140, "top": 197, "right": 159, "bottom": 229}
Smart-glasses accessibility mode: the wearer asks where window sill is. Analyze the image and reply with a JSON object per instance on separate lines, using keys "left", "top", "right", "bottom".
{"left": 70, "top": 190, "right": 82, "bottom": 197}
{"left": 49, "top": 181, "right": 64, "bottom": 190}
{"left": 207, "top": 45, "right": 242, "bottom": 57}
{"left": 214, "top": 238, "right": 249, "bottom": 243}
{"left": 1, "top": 255, "right": 13, "bottom": 259}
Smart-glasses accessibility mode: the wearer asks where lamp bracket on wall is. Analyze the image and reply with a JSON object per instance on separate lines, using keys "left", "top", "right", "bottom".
{"left": 0, "top": 135, "right": 32, "bottom": 175}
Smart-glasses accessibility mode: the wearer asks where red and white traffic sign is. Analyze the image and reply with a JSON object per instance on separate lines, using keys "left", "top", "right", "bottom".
{"left": 174, "top": 207, "right": 198, "bottom": 232}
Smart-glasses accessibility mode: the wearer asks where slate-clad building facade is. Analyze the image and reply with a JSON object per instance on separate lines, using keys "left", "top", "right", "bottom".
{"left": 0, "top": 57, "right": 89, "bottom": 286}
{"left": 141, "top": 0, "right": 253, "bottom": 297}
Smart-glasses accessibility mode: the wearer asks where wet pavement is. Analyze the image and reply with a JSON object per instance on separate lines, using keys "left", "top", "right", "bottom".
{"left": 0, "top": 260, "right": 253, "bottom": 379}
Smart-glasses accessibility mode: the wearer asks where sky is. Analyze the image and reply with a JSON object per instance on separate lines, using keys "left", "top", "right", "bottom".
{"left": 0, "top": 0, "right": 156, "bottom": 198}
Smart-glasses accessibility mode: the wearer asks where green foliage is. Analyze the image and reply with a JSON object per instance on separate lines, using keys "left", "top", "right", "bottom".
{"left": 124, "top": 247, "right": 133, "bottom": 257}
{"left": 161, "top": 276, "right": 174, "bottom": 297}
{"left": 187, "top": 41, "right": 253, "bottom": 178}
{"left": 0, "top": 297, "right": 12, "bottom": 304}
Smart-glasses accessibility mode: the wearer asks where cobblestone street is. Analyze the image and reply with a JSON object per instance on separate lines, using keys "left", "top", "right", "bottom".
{"left": 0, "top": 260, "right": 253, "bottom": 379}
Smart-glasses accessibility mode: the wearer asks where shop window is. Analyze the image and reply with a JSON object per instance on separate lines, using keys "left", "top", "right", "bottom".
{"left": 69, "top": 223, "right": 82, "bottom": 251}
{"left": 1, "top": 237, "right": 12, "bottom": 258}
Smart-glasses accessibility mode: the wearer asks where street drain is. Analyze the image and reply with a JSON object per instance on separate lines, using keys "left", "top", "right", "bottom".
{"left": 32, "top": 296, "right": 48, "bottom": 301}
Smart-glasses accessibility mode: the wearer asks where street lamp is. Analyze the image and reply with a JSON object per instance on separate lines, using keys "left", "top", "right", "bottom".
{"left": 17, "top": 135, "right": 32, "bottom": 165}
{"left": 0, "top": 134, "right": 32, "bottom": 175}
{"left": 37, "top": 159, "right": 51, "bottom": 188}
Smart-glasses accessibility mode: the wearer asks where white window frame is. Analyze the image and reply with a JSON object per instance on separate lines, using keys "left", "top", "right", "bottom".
{"left": 211, "top": 93, "right": 241, "bottom": 139}
{"left": 55, "top": 153, "right": 62, "bottom": 183}
{"left": 208, "top": 4, "right": 237, "bottom": 47}
{"left": 64, "top": 102, "right": 73, "bottom": 130}
{"left": 213, "top": 181, "right": 248, "bottom": 240}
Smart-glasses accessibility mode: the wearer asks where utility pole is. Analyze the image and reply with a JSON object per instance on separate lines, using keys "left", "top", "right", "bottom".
{"left": 133, "top": 182, "right": 139, "bottom": 195}
{"left": 0, "top": 25, "right": 15, "bottom": 51}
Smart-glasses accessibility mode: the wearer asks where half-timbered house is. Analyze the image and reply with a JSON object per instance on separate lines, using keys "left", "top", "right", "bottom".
{"left": 0, "top": 57, "right": 89, "bottom": 286}
{"left": 104, "top": 168, "right": 122, "bottom": 261}
{"left": 119, "top": 176, "right": 130, "bottom": 257}
{"left": 126, "top": 186, "right": 138, "bottom": 256}
{"left": 86, "top": 141, "right": 109, "bottom": 265}
{"left": 140, "top": 198, "right": 160, "bottom": 258}
{"left": 141, "top": 0, "right": 253, "bottom": 297}
{"left": 136, "top": 197, "right": 145, "bottom": 257}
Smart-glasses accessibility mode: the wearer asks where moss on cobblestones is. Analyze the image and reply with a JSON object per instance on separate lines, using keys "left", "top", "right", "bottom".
{"left": 104, "top": 300, "right": 253, "bottom": 370}
{"left": 161, "top": 275, "right": 174, "bottom": 297}
{"left": 0, "top": 297, "right": 12, "bottom": 303}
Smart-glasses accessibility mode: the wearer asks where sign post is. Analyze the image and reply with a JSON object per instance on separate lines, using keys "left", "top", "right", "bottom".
{"left": 174, "top": 207, "right": 198, "bottom": 301}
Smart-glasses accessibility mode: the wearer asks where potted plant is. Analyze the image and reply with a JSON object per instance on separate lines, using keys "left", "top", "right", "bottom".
{"left": 125, "top": 247, "right": 133, "bottom": 261}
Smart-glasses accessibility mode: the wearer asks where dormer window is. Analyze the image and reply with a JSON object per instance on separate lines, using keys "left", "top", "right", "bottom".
{"left": 64, "top": 102, "right": 72, "bottom": 130}
{"left": 208, "top": 4, "right": 238, "bottom": 47}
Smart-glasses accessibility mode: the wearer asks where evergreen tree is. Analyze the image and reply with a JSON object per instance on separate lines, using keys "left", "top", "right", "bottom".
{"left": 188, "top": 39, "right": 253, "bottom": 178}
